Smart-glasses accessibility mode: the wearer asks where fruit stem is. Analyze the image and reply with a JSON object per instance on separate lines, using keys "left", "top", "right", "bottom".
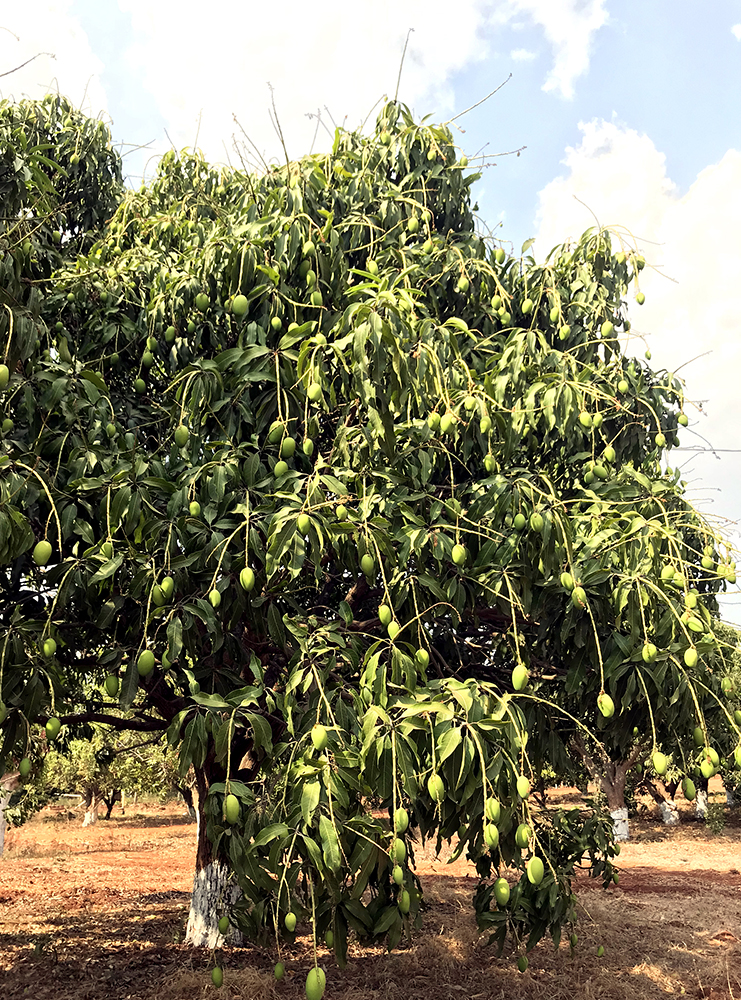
{"left": 205, "top": 522, "right": 244, "bottom": 593}
{"left": 37, "top": 666, "right": 57, "bottom": 714}
{"left": 224, "top": 705, "right": 239, "bottom": 794}
{"left": 40, "top": 563, "right": 76, "bottom": 657}
{"left": 2, "top": 301, "right": 14, "bottom": 362}
{"left": 583, "top": 601, "right": 606, "bottom": 694}
{"left": 640, "top": 576, "right": 693, "bottom": 647}
{"left": 391, "top": 726, "right": 399, "bottom": 834}
{"left": 274, "top": 829, "right": 299, "bottom": 928}
{"left": 310, "top": 875, "right": 318, "bottom": 968}
{"left": 635, "top": 669, "right": 657, "bottom": 750}
{"left": 311, "top": 665, "right": 339, "bottom": 731}
{"left": 502, "top": 575, "right": 525, "bottom": 671}
{"left": 16, "top": 462, "right": 63, "bottom": 555}
{"left": 684, "top": 673, "right": 738, "bottom": 735}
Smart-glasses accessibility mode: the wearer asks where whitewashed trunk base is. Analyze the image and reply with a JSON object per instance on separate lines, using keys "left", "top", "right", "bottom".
{"left": 695, "top": 789, "right": 708, "bottom": 819}
{"left": 610, "top": 807, "right": 629, "bottom": 842}
{"left": 82, "top": 807, "right": 98, "bottom": 827}
{"left": 186, "top": 860, "right": 243, "bottom": 947}
{"left": 0, "top": 792, "right": 9, "bottom": 857}
{"left": 659, "top": 800, "right": 679, "bottom": 825}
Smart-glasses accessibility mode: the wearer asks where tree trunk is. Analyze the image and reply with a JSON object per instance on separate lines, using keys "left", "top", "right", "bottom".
{"left": 82, "top": 788, "right": 101, "bottom": 827}
{"left": 185, "top": 764, "right": 242, "bottom": 947}
{"left": 643, "top": 777, "right": 679, "bottom": 825}
{"left": 599, "top": 760, "right": 631, "bottom": 841}
{"left": 0, "top": 773, "right": 20, "bottom": 858}
{"left": 0, "top": 792, "right": 10, "bottom": 857}
{"left": 695, "top": 789, "right": 709, "bottom": 818}
{"left": 724, "top": 782, "right": 736, "bottom": 808}
{"left": 658, "top": 799, "right": 679, "bottom": 825}
{"left": 175, "top": 783, "right": 197, "bottom": 822}
{"left": 103, "top": 789, "right": 121, "bottom": 820}
{"left": 572, "top": 739, "right": 640, "bottom": 842}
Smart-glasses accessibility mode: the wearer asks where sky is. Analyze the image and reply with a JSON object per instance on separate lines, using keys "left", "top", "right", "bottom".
{"left": 1, "top": 0, "right": 740, "bottom": 621}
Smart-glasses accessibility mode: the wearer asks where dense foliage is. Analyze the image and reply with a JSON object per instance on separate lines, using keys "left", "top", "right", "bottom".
{"left": 1, "top": 95, "right": 739, "bottom": 969}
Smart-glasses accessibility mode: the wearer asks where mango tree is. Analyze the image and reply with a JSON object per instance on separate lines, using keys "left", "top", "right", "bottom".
{"left": 43, "top": 721, "right": 180, "bottom": 824}
{"left": 1, "top": 96, "right": 739, "bottom": 983}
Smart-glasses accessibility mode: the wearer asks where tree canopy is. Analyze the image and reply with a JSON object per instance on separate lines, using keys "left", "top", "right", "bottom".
{"left": 1, "top": 95, "right": 739, "bottom": 968}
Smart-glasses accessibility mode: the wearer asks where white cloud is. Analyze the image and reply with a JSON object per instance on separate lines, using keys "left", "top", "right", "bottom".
{"left": 496, "top": 0, "right": 609, "bottom": 98}
{"left": 117, "top": 0, "right": 497, "bottom": 171}
{"left": 112, "top": 0, "right": 609, "bottom": 173}
{"left": 0, "top": 2, "right": 108, "bottom": 116}
{"left": 732, "top": 23, "right": 741, "bottom": 40}
{"left": 511, "top": 48, "right": 537, "bottom": 61}
{"left": 534, "top": 121, "right": 741, "bottom": 621}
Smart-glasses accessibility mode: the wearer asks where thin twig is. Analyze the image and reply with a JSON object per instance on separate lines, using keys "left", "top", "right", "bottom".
{"left": 0, "top": 52, "right": 55, "bottom": 79}
{"left": 448, "top": 75, "right": 512, "bottom": 123}
{"left": 394, "top": 28, "right": 414, "bottom": 102}
{"left": 268, "top": 83, "right": 291, "bottom": 174}
{"left": 232, "top": 112, "right": 270, "bottom": 173}
{"left": 572, "top": 195, "right": 602, "bottom": 232}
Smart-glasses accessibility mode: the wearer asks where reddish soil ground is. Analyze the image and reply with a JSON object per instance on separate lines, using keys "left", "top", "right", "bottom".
{"left": 1, "top": 784, "right": 740, "bottom": 1000}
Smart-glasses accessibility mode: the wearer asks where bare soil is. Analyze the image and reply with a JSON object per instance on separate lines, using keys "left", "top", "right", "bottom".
{"left": 1, "top": 784, "right": 740, "bottom": 1000}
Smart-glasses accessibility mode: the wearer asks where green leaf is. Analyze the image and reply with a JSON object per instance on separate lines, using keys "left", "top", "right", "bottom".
{"left": 244, "top": 711, "right": 273, "bottom": 753}
{"left": 252, "top": 822, "right": 289, "bottom": 847}
{"left": 318, "top": 813, "right": 341, "bottom": 872}
{"left": 80, "top": 369, "right": 109, "bottom": 393}
{"left": 88, "top": 554, "right": 123, "bottom": 586}
{"left": 167, "top": 617, "right": 183, "bottom": 661}
{"left": 301, "top": 779, "right": 321, "bottom": 826}
{"left": 179, "top": 714, "right": 208, "bottom": 775}
{"left": 119, "top": 657, "right": 139, "bottom": 709}
{"left": 267, "top": 603, "right": 286, "bottom": 649}
{"left": 373, "top": 905, "right": 400, "bottom": 936}
{"left": 437, "top": 725, "right": 462, "bottom": 764}
{"left": 191, "top": 692, "right": 231, "bottom": 710}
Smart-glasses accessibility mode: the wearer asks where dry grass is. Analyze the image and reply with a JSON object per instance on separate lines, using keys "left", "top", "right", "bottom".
{"left": 2, "top": 795, "right": 741, "bottom": 999}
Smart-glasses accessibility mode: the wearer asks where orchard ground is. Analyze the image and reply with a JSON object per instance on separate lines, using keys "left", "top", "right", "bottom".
{"left": 1, "top": 786, "right": 740, "bottom": 1000}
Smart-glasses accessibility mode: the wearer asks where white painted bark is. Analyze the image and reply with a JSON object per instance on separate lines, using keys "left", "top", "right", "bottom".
{"left": 695, "top": 788, "right": 708, "bottom": 819}
{"left": 659, "top": 799, "right": 679, "bottom": 825}
{"left": 185, "top": 859, "right": 243, "bottom": 947}
{"left": 82, "top": 791, "right": 101, "bottom": 827}
{"left": 0, "top": 792, "right": 10, "bottom": 857}
{"left": 610, "top": 807, "right": 629, "bottom": 842}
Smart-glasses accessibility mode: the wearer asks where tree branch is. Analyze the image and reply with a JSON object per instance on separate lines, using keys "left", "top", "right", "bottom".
{"left": 0, "top": 52, "right": 55, "bottom": 79}
{"left": 54, "top": 712, "right": 168, "bottom": 733}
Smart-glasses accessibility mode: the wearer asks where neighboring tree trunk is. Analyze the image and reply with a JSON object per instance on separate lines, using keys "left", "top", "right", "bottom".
{"left": 184, "top": 763, "right": 242, "bottom": 948}
{"left": 0, "top": 793, "right": 8, "bottom": 858}
{"left": 643, "top": 777, "right": 680, "bottom": 825}
{"left": 82, "top": 787, "right": 102, "bottom": 826}
{"left": 724, "top": 782, "right": 736, "bottom": 808}
{"left": 695, "top": 776, "right": 709, "bottom": 819}
{"left": 175, "top": 782, "right": 197, "bottom": 822}
{"left": 1, "top": 773, "right": 20, "bottom": 857}
{"left": 573, "top": 738, "right": 642, "bottom": 842}
{"left": 102, "top": 789, "right": 122, "bottom": 819}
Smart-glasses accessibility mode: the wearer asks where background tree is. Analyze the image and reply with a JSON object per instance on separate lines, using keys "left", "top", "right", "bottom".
{"left": 43, "top": 723, "right": 180, "bottom": 824}
{"left": 0, "top": 96, "right": 739, "bottom": 976}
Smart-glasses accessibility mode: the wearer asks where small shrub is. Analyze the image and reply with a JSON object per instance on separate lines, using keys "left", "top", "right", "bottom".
{"left": 705, "top": 802, "right": 726, "bottom": 835}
